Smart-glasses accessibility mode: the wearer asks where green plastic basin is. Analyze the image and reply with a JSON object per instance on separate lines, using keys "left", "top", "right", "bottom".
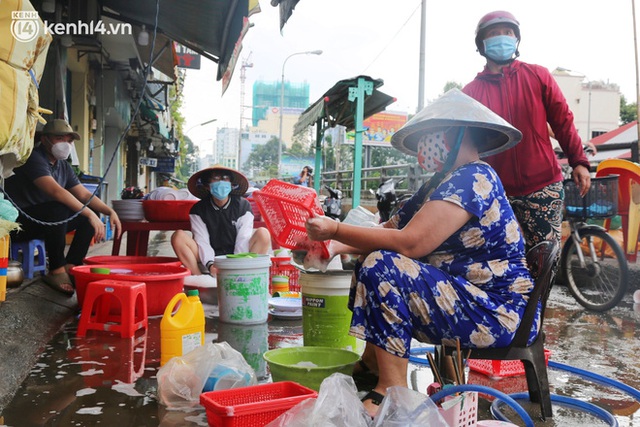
{"left": 263, "top": 346, "right": 360, "bottom": 391}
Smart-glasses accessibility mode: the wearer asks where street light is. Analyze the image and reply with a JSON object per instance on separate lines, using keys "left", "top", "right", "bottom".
{"left": 278, "top": 49, "right": 323, "bottom": 178}
{"left": 185, "top": 118, "right": 217, "bottom": 135}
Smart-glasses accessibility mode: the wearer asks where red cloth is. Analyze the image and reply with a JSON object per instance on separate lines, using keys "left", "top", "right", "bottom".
{"left": 463, "top": 60, "right": 590, "bottom": 196}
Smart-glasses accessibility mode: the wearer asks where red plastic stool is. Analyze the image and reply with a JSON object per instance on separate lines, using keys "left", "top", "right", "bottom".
{"left": 77, "top": 279, "right": 148, "bottom": 338}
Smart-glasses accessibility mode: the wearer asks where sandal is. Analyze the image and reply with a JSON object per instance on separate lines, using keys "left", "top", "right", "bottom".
{"left": 353, "top": 360, "right": 379, "bottom": 391}
{"left": 361, "top": 389, "right": 385, "bottom": 406}
{"left": 43, "top": 272, "right": 75, "bottom": 296}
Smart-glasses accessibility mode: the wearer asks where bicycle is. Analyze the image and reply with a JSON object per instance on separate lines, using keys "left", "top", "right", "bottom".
{"left": 560, "top": 175, "right": 629, "bottom": 311}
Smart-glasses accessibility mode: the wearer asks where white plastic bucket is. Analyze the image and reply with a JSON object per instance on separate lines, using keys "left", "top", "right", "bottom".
{"left": 214, "top": 255, "right": 271, "bottom": 325}
{"left": 301, "top": 270, "right": 357, "bottom": 351}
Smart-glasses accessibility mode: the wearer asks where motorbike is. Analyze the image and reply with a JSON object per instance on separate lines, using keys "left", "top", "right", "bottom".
{"left": 372, "top": 178, "right": 406, "bottom": 223}
{"left": 321, "top": 185, "right": 343, "bottom": 220}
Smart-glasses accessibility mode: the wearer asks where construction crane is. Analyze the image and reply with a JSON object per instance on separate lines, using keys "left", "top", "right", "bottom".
{"left": 238, "top": 53, "right": 253, "bottom": 172}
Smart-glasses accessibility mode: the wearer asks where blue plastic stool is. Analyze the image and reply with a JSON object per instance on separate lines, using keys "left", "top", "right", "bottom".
{"left": 11, "top": 239, "right": 47, "bottom": 279}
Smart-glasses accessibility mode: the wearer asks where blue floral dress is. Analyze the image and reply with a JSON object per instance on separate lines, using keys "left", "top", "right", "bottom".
{"left": 348, "top": 161, "right": 538, "bottom": 358}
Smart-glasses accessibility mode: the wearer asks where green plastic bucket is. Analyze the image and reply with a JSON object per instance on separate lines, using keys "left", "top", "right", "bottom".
{"left": 301, "top": 270, "right": 357, "bottom": 351}
{"left": 214, "top": 254, "right": 271, "bottom": 325}
{"left": 263, "top": 346, "right": 360, "bottom": 391}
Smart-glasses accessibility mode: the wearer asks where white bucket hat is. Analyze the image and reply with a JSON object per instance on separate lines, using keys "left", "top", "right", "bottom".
{"left": 391, "top": 89, "right": 522, "bottom": 158}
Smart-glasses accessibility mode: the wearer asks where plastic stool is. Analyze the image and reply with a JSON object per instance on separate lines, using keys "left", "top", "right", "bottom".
{"left": 77, "top": 279, "right": 148, "bottom": 338}
{"left": 10, "top": 239, "right": 47, "bottom": 279}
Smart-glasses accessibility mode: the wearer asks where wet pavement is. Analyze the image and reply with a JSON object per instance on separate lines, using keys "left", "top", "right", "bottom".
{"left": 0, "top": 230, "right": 639, "bottom": 426}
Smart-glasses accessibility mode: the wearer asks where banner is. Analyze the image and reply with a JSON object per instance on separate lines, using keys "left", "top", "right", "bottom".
{"left": 346, "top": 111, "right": 408, "bottom": 147}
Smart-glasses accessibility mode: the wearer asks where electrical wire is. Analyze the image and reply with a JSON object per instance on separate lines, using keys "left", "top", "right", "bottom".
{"left": 0, "top": 0, "right": 161, "bottom": 228}
{"left": 360, "top": 1, "right": 422, "bottom": 74}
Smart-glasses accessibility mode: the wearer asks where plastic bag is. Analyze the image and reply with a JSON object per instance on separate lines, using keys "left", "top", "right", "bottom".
{"left": 342, "top": 206, "right": 378, "bottom": 227}
{"left": 372, "top": 386, "right": 448, "bottom": 426}
{"left": 266, "top": 373, "right": 372, "bottom": 427}
{"left": 157, "top": 342, "right": 256, "bottom": 411}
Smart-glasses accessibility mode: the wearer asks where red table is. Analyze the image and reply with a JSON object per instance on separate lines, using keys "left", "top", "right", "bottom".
{"left": 111, "top": 221, "right": 190, "bottom": 256}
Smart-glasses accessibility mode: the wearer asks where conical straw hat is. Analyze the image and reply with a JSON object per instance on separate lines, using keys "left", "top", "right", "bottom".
{"left": 391, "top": 88, "right": 522, "bottom": 158}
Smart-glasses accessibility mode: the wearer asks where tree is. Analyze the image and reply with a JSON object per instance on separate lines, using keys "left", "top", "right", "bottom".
{"left": 177, "top": 135, "right": 199, "bottom": 179}
{"left": 620, "top": 95, "right": 637, "bottom": 125}
{"left": 443, "top": 81, "right": 463, "bottom": 94}
{"left": 169, "top": 80, "right": 199, "bottom": 184}
{"left": 244, "top": 136, "right": 279, "bottom": 177}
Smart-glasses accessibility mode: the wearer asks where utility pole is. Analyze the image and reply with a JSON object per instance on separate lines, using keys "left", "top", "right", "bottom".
{"left": 633, "top": 0, "right": 640, "bottom": 154}
{"left": 418, "top": 0, "right": 426, "bottom": 112}
{"left": 239, "top": 54, "right": 253, "bottom": 172}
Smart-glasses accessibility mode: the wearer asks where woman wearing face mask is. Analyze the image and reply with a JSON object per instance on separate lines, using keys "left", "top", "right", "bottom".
{"left": 171, "top": 165, "right": 271, "bottom": 284}
{"left": 306, "top": 90, "right": 535, "bottom": 417}
{"left": 463, "top": 10, "right": 590, "bottom": 253}
{"left": 4, "top": 119, "right": 121, "bottom": 296}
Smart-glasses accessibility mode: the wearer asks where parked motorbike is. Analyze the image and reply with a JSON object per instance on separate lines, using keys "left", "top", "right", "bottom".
{"left": 321, "top": 185, "right": 343, "bottom": 220}
{"left": 373, "top": 178, "right": 405, "bottom": 223}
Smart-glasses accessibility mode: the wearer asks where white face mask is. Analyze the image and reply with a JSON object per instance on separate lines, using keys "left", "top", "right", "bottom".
{"left": 50, "top": 142, "right": 72, "bottom": 160}
{"left": 417, "top": 131, "right": 449, "bottom": 172}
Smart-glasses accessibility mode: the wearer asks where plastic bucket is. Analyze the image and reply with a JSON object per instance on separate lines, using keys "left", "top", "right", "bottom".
{"left": 217, "top": 321, "right": 269, "bottom": 380}
{"left": 214, "top": 255, "right": 271, "bottom": 325}
{"left": 301, "top": 270, "right": 357, "bottom": 350}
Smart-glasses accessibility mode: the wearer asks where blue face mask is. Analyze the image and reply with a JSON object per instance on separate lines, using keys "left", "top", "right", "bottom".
{"left": 483, "top": 35, "right": 517, "bottom": 62}
{"left": 210, "top": 181, "right": 232, "bottom": 200}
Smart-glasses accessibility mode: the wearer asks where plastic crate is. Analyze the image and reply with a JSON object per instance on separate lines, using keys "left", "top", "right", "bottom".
{"left": 252, "top": 180, "right": 330, "bottom": 258}
{"left": 200, "top": 381, "right": 317, "bottom": 427}
{"left": 269, "top": 256, "right": 300, "bottom": 293}
{"left": 468, "top": 349, "right": 551, "bottom": 379}
{"left": 564, "top": 175, "right": 618, "bottom": 219}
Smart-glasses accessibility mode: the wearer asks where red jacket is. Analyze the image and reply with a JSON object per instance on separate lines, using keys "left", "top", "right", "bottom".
{"left": 463, "top": 60, "right": 589, "bottom": 196}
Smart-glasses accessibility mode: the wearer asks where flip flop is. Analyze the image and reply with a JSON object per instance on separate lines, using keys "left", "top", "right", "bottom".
{"left": 43, "top": 272, "right": 75, "bottom": 296}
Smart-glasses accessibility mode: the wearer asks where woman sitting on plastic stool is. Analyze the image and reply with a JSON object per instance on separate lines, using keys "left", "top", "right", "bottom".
{"left": 305, "top": 89, "right": 535, "bottom": 417}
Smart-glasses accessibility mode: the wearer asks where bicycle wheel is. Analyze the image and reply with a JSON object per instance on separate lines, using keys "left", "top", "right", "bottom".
{"left": 561, "top": 227, "right": 629, "bottom": 311}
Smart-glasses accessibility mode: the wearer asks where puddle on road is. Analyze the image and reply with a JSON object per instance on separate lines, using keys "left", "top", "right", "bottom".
{"left": 1, "top": 286, "right": 640, "bottom": 426}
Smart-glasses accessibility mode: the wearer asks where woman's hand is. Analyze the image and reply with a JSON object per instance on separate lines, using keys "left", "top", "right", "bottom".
{"left": 572, "top": 165, "right": 591, "bottom": 197}
{"left": 306, "top": 216, "right": 339, "bottom": 241}
{"left": 89, "top": 213, "right": 106, "bottom": 242}
{"left": 109, "top": 210, "right": 122, "bottom": 239}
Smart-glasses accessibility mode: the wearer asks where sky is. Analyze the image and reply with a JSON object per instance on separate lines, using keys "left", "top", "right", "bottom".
{"left": 181, "top": 0, "right": 640, "bottom": 156}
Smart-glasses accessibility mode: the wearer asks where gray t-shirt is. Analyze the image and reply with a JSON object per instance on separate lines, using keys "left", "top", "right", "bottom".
{"left": 5, "top": 145, "right": 80, "bottom": 208}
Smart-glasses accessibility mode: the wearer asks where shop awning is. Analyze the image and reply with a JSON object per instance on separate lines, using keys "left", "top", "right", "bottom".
{"left": 133, "top": 28, "right": 177, "bottom": 81}
{"left": 101, "top": 0, "right": 251, "bottom": 81}
{"left": 292, "top": 75, "right": 396, "bottom": 208}
{"left": 293, "top": 75, "right": 395, "bottom": 136}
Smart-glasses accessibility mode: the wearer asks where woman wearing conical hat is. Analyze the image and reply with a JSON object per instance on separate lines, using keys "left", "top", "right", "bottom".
{"left": 306, "top": 89, "right": 536, "bottom": 417}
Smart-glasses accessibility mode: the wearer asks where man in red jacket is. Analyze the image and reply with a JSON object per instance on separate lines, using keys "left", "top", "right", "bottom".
{"left": 463, "top": 10, "right": 591, "bottom": 251}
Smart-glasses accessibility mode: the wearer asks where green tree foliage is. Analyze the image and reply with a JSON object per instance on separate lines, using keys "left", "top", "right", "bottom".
{"left": 443, "top": 81, "right": 463, "bottom": 93}
{"left": 170, "top": 82, "right": 199, "bottom": 184}
{"left": 245, "top": 136, "right": 280, "bottom": 177}
{"left": 177, "top": 135, "right": 199, "bottom": 179}
{"left": 620, "top": 95, "right": 638, "bottom": 125}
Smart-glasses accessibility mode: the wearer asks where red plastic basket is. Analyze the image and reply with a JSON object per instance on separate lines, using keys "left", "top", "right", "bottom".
{"left": 200, "top": 381, "right": 317, "bottom": 427}
{"left": 269, "top": 257, "right": 301, "bottom": 293}
{"left": 252, "top": 180, "right": 330, "bottom": 258}
{"left": 467, "top": 349, "right": 551, "bottom": 379}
